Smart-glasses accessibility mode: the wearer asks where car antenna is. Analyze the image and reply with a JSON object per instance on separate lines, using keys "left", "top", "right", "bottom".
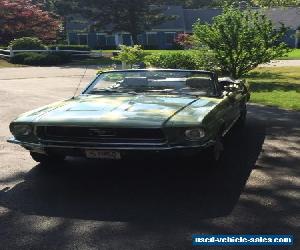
{"left": 72, "top": 66, "right": 88, "bottom": 99}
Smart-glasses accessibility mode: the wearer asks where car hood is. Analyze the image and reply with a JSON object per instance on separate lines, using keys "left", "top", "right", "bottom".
{"left": 15, "top": 94, "right": 221, "bottom": 128}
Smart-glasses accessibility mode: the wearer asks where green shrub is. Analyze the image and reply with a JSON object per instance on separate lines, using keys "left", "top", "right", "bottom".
{"left": 48, "top": 45, "right": 91, "bottom": 51}
{"left": 0, "top": 46, "right": 7, "bottom": 50}
{"left": 10, "top": 52, "right": 35, "bottom": 64}
{"left": 114, "top": 45, "right": 146, "bottom": 67}
{"left": 23, "top": 53, "right": 60, "bottom": 66}
{"left": 9, "top": 37, "right": 46, "bottom": 50}
{"left": 97, "top": 66, "right": 118, "bottom": 74}
{"left": 54, "top": 52, "right": 72, "bottom": 63}
{"left": 145, "top": 50, "right": 218, "bottom": 71}
{"left": 145, "top": 52, "right": 197, "bottom": 69}
{"left": 10, "top": 52, "right": 72, "bottom": 65}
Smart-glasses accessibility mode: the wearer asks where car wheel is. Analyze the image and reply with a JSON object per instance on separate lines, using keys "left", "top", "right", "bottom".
{"left": 30, "top": 152, "right": 66, "bottom": 164}
{"left": 235, "top": 104, "right": 247, "bottom": 128}
{"left": 206, "top": 134, "right": 224, "bottom": 168}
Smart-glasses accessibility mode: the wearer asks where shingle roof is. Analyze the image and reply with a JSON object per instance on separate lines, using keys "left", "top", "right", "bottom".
{"left": 67, "top": 6, "right": 300, "bottom": 33}
{"left": 151, "top": 6, "right": 222, "bottom": 32}
{"left": 152, "top": 6, "right": 185, "bottom": 31}
{"left": 263, "top": 7, "right": 300, "bottom": 29}
{"left": 153, "top": 6, "right": 300, "bottom": 31}
{"left": 183, "top": 8, "right": 222, "bottom": 32}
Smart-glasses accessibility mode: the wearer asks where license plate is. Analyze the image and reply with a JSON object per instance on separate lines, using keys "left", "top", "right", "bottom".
{"left": 85, "top": 150, "right": 121, "bottom": 160}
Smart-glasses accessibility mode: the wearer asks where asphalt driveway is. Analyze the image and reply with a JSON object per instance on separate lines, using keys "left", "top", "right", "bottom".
{"left": 0, "top": 67, "right": 299, "bottom": 250}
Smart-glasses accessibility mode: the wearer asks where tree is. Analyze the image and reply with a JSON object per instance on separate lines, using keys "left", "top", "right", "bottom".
{"left": 73, "top": 0, "right": 169, "bottom": 44}
{"left": 0, "top": 0, "right": 61, "bottom": 45}
{"left": 162, "top": 0, "right": 216, "bottom": 8}
{"left": 252, "top": 0, "right": 300, "bottom": 6}
{"left": 193, "top": 5, "right": 289, "bottom": 78}
{"left": 161, "top": 0, "right": 300, "bottom": 7}
{"left": 161, "top": 0, "right": 253, "bottom": 8}
{"left": 31, "top": 0, "right": 79, "bottom": 42}
{"left": 174, "top": 33, "right": 194, "bottom": 49}
{"left": 211, "top": 0, "right": 300, "bottom": 7}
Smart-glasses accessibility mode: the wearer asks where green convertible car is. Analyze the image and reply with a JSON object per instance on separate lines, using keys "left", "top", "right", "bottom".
{"left": 8, "top": 69, "right": 250, "bottom": 165}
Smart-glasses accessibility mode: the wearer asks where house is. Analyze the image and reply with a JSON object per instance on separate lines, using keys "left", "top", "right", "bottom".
{"left": 67, "top": 6, "right": 300, "bottom": 49}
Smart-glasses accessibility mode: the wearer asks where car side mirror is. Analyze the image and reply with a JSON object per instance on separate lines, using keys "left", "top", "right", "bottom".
{"left": 225, "top": 92, "right": 236, "bottom": 103}
{"left": 219, "top": 80, "right": 233, "bottom": 88}
{"left": 218, "top": 81, "right": 225, "bottom": 91}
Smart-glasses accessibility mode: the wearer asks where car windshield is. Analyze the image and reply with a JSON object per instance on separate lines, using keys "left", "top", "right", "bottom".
{"left": 84, "top": 70, "right": 216, "bottom": 97}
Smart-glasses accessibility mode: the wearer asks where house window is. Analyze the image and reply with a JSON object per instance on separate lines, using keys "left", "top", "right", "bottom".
{"left": 146, "top": 32, "right": 158, "bottom": 45}
{"left": 137, "top": 34, "right": 144, "bottom": 44}
{"left": 78, "top": 34, "right": 88, "bottom": 45}
{"left": 96, "top": 33, "right": 107, "bottom": 47}
{"left": 106, "top": 35, "right": 116, "bottom": 46}
{"left": 122, "top": 34, "right": 132, "bottom": 46}
{"left": 165, "top": 32, "right": 176, "bottom": 45}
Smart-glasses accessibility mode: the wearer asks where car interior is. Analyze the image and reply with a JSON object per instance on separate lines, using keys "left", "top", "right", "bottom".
{"left": 120, "top": 76, "right": 214, "bottom": 94}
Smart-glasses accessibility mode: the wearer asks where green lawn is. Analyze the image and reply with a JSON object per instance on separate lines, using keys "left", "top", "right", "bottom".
{"left": 67, "top": 57, "right": 119, "bottom": 66}
{"left": 99, "top": 48, "right": 300, "bottom": 59}
{"left": 98, "top": 49, "right": 181, "bottom": 53}
{"left": 245, "top": 67, "right": 300, "bottom": 110}
{"left": 280, "top": 49, "right": 300, "bottom": 60}
{"left": 0, "top": 59, "right": 20, "bottom": 68}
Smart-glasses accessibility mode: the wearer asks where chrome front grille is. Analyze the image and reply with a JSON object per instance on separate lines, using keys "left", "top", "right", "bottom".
{"left": 35, "top": 126, "right": 166, "bottom": 144}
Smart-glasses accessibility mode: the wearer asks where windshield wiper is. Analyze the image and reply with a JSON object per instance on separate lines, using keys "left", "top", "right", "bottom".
{"left": 89, "top": 89, "right": 121, "bottom": 94}
{"left": 150, "top": 89, "right": 205, "bottom": 97}
{"left": 127, "top": 91, "right": 138, "bottom": 95}
{"left": 180, "top": 92, "right": 205, "bottom": 97}
{"left": 89, "top": 89, "right": 138, "bottom": 95}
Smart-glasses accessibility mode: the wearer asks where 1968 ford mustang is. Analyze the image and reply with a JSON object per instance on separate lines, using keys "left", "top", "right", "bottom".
{"left": 8, "top": 69, "right": 250, "bottom": 166}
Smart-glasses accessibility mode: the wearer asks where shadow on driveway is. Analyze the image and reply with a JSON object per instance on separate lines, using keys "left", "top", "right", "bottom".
{"left": 1, "top": 104, "right": 299, "bottom": 249}
{"left": 0, "top": 118, "right": 266, "bottom": 225}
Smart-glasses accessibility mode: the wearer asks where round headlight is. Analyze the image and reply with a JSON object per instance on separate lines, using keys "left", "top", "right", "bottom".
{"left": 185, "top": 128, "right": 205, "bottom": 141}
{"left": 11, "top": 124, "right": 32, "bottom": 136}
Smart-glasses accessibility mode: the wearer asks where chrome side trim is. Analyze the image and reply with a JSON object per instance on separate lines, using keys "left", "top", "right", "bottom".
{"left": 7, "top": 137, "right": 215, "bottom": 151}
{"left": 222, "top": 114, "right": 240, "bottom": 136}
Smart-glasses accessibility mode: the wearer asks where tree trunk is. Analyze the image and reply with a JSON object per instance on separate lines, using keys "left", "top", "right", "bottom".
{"left": 63, "top": 16, "right": 68, "bottom": 44}
{"left": 131, "top": 33, "right": 138, "bottom": 45}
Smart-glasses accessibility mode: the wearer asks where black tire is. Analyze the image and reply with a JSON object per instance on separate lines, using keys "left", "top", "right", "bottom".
{"left": 235, "top": 103, "right": 247, "bottom": 128}
{"left": 30, "top": 152, "right": 66, "bottom": 164}
{"left": 205, "top": 133, "right": 225, "bottom": 168}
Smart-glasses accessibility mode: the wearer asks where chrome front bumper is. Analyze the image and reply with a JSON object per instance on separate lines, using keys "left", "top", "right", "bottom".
{"left": 7, "top": 137, "right": 215, "bottom": 152}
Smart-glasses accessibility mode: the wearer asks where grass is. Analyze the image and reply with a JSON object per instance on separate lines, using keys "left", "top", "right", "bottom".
{"left": 96, "top": 49, "right": 182, "bottom": 54}
{"left": 0, "top": 59, "right": 21, "bottom": 68}
{"left": 245, "top": 67, "right": 300, "bottom": 110}
{"left": 67, "top": 57, "right": 120, "bottom": 66}
{"left": 279, "top": 49, "right": 300, "bottom": 60}
{"left": 98, "top": 49, "right": 300, "bottom": 59}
